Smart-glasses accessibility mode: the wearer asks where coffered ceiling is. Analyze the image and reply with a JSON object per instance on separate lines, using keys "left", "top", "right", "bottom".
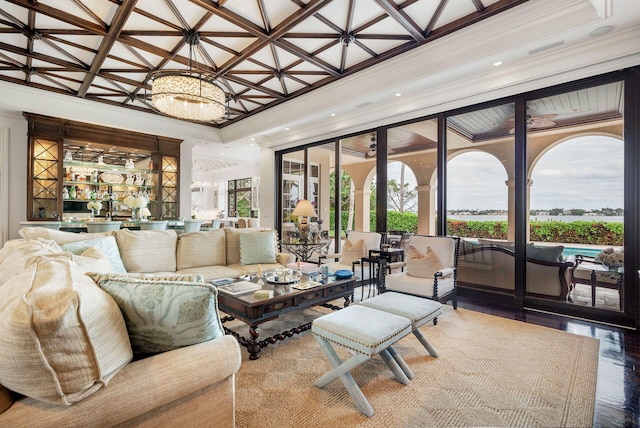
{"left": 0, "top": 0, "right": 527, "bottom": 128}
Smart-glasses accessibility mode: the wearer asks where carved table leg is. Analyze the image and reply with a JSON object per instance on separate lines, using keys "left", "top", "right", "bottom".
{"left": 247, "top": 326, "right": 261, "bottom": 360}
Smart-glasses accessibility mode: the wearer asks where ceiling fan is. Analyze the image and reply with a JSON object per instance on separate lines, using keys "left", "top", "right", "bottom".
{"left": 366, "top": 136, "right": 395, "bottom": 158}
{"left": 509, "top": 114, "right": 557, "bottom": 134}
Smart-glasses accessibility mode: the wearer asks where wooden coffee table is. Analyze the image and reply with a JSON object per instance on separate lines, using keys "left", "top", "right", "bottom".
{"left": 216, "top": 275, "right": 356, "bottom": 360}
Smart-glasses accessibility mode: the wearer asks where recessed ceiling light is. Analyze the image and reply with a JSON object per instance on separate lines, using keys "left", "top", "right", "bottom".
{"left": 589, "top": 25, "right": 614, "bottom": 37}
{"left": 285, "top": 127, "right": 290, "bottom": 131}
{"left": 395, "top": 93, "right": 401, "bottom": 97}
{"left": 250, "top": 137, "right": 255, "bottom": 141}
{"left": 330, "top": 113, "right": 336, "bottom": 116}
{"left": 493, "top": 61, "right": 503, "bottom": 66}
{"left": 220, "top": 152, "right": 224, "bottom": 155}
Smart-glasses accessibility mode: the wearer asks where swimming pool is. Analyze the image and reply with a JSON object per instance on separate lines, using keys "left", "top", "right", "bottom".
{"left": 562, "top": 247, "right": 602, "bottom": 258}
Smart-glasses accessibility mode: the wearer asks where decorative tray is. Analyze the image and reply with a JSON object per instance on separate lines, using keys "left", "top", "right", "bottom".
{"left": 100, "top": 172, "right": 124, "bottom": 184}
{"left": 292, "top": 281, "right": 321, "bottom": 290}
{"left": 262, "top": 269, "right": 301, "bottom": 284}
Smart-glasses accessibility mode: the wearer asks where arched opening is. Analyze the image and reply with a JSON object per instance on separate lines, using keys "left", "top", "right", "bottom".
{"left": 529, "top": 134, "right": 623, "bottom": 311}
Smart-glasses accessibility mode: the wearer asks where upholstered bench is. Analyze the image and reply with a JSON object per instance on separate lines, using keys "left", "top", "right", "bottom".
{"left": 311, "top": 305, "right": 413, "bottom": 417}
{"left": 360, "top": 292, "right": 442, "bottom": 357}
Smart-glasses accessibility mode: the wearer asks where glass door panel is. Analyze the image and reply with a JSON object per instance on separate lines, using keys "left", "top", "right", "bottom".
{"left": 447, "top": 103, "right": 515, "bottom": 298}
{"left": 527, "top": 81, "right": 624, "bottom": 312}
{"left": 386, "top": 118, "right": 439, "bottom": 237}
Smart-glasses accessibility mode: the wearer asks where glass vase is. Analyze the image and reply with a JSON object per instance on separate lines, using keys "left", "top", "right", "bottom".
{"left": 131, "top": 207, "right": 140, "bottom": 221}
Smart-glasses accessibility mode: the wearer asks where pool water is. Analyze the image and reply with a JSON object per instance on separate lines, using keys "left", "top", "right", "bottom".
{"left": 561, "top": 247, "right": 601, "bottom": 258}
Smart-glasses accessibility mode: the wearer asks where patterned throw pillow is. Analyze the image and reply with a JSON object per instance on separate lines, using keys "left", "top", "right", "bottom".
{"left": 90, "top": 274, "right": 225, "bottom": 354}
{"left": 89, "top": 272, "right": 204, "bottom": 284}
{"left": 239, "top": 230, "right": 277, "bottom": 265}
{"left": 341, "top": 239, "right": 366, "bottom": 265}
{"left": 61, "top": 236, "right": 127, "bottom": 273}
{"left": 0, "top": 255, "right": 132, "bottom": 405}
{"left": 406, "top": 245, "right": 443, "bottom": 278}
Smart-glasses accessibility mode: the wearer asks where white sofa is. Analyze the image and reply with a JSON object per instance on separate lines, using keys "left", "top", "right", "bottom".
{"left": 0, "top": 226, "right": 294, "bottom": 427}
{"left": 16, "top": 226, "right": 293, "bottom": 282}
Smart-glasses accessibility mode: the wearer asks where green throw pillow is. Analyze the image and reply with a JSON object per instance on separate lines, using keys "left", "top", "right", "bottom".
{"left": 90, "top": 274, "right": 224, "bottom": 354}
{"left": 526, "top": 244, "right": 564, "bottom": 262}
{"left": 239, "top": 230, "right": 277, "bottom": 265}
{"left": 62, "top": 236, "right": 127, "bottom": 273}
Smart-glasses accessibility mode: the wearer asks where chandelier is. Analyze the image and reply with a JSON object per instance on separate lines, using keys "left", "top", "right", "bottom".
{"left": 146, "top": 30, "right": 228, "bottom": 122}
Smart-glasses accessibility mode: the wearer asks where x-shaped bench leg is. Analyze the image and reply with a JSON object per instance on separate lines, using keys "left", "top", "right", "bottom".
{"left": 313, "top": 335, "right": 412, "bottom": 417}
{"left": 413, "top": 329, "right": 439, "bottom": 357}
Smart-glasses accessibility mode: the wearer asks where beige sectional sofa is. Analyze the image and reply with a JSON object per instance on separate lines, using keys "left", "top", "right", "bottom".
{"left": 0, "top": 226, "right": 292, "bottom": 427}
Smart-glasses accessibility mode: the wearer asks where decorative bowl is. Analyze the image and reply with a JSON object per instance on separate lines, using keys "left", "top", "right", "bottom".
{"left": 263, "top": 268, "right": 301, "bottom": 284}
{"left": 334, "top": 269, "right": 353, "bottom": 279}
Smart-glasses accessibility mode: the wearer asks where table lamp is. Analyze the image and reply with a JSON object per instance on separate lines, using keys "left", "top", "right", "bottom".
{"left": 291, "top": 199, "right": 317, "bottom": 241}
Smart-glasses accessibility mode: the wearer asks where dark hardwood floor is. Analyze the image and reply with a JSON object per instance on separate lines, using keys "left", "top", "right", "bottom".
{"left": 457, "top": 296, "right": 640, "bottom": 428}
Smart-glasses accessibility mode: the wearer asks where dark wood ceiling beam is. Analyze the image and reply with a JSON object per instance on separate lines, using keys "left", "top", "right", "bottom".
{"left": 77, "top": 0, "right": 137, "bottom": 97}
{"left": 374, "top": 0, "right": 425, "bottom": 42}
{"left": 471, "top": 0, "right": 486, "bottom": 12}
{"left": 71, "top": 0, "right": 107, "bottom": 27}
{"left": 425, "top": 0, "right": 448, "bottom": 35}
{"left": 0, "top": 41, "right": 87, "bottom": 71}
{"left": 4, "top": 0, "right": 107, "bottom": 35}
{"left": 273, "top": 39, "right": 340, "bottom": 76}
{"left": 25, "top": 10, "right": 35, "bottom": 83}
{"left": 188, "top": 0, "right": 337, "bottom": 76}
{"left": 163, "top": 0, "right": 191, "bottom": 30}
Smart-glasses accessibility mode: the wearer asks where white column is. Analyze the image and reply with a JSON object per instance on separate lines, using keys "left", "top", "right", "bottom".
{"left": 354, "top": 189, "right": 371, "bottom": 231}
{"left": 416, "top": 184, "right": 436, "bottom": 235}
{"left": 505, "top": 179, "right": 533, "bottom": 242}
{"left": 179, "top": 142, "right": 197, "bottom": 220}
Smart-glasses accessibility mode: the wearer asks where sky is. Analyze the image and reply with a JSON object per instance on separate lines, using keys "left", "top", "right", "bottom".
{"left": 387, "top": 135, "right": 624, "bottom": 211}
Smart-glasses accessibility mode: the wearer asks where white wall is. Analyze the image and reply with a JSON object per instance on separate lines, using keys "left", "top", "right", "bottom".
{"left": 0, "top": 113, "right": 28, "bottom": 239}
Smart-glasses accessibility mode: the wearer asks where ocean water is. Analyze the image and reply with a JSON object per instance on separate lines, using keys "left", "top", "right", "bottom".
{"left": 448, "top": 215, "right": 623, "bottom": 223}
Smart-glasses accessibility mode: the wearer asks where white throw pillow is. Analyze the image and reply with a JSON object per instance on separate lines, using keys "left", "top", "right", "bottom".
{"left": 115, "top": 229, "right": 178, "bottom": 272}
{"left": 18, "top": 227, "right": 113, "bottom": 245}
{"left": 176, "top": 229, "right": 226, "bottom": 270}
{"left": 406, "top": 245, "right": 443, "bottom": 278}
{"left": 0, "top": 238, "right": 62, "bottom": 285}
{"left": 342, "top": 239, "right": 366, "bottom": 265}
{"left": 0, "top": 255, "right": 132, "bottom": 405}
{"left": 61, "top": 236, "right": 127, "bottom": 273}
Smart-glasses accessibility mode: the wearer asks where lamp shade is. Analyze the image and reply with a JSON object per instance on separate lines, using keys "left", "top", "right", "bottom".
{"left": 291, "top": 199, "right": 317, "bottom": 218}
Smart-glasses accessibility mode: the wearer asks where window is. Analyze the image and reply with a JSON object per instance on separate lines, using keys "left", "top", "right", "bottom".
{"left": 227, "top": 178, "right": 254, "bottom": 217}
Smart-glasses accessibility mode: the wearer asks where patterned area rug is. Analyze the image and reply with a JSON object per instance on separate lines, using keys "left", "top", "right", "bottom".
{"left": 230, "top": 304, "right": 598, "bottom": 428}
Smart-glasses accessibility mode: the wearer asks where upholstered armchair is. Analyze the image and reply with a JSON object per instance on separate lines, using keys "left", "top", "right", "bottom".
{"left": 380, "top": 235, "right": 460, "bottom": 310}
{"left": 318, "top": 231, "right": 382, "bottom": 285}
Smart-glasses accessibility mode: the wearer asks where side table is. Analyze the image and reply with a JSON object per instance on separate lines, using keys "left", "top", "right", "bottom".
{"left": 369, "top": 248, "right": 405, "bottom": 273}
{"left": 360, "top": 256, "right": 387, "bottom": 300}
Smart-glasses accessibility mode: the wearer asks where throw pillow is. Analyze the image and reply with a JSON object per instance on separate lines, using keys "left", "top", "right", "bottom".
{"left": 61, "top": 236, "right": 127, "bottom": 273}
{"left": 0, "top": 238, "right": 62, "bottom": 285}
{"left": 406, "top": 245, "right": 443, "bottom": 278}
{"left": 176, "top": 229, "right": 226, "bottom": 270}
{"left": 115, "top": 229, "right": 178, "bottom": 272}
{"left": 239, "top": 230, "right": 277, "bottom": 265}
{"left": 526, "top": 244, "right": 564, "bottom": 262}
{"left": 69, "top": 246, "right": 115, "bottom": 273}
{"left": 89, "top": 272, "right": 204, "bottom": 284}
{"left": 90, "top": 275, "right": 225, "bottom": 354}
{"left": 341, "top": 239, "right": 366, "bottom": 265}
{"left": 18, "top": 227, "right": 113, "bottom": 245}
{"left": 0, "top": 255, "right": 132, "bottom": 405}
{"left": 0, "top": 384, "right": 13, "bottom": 415}
{"left": 224, "top": 227, "right": 276, "bottom": 265}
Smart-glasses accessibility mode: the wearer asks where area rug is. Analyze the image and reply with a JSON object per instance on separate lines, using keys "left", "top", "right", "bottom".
{"left": 231, "top": 305, "right": 599, "bottom": 428}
